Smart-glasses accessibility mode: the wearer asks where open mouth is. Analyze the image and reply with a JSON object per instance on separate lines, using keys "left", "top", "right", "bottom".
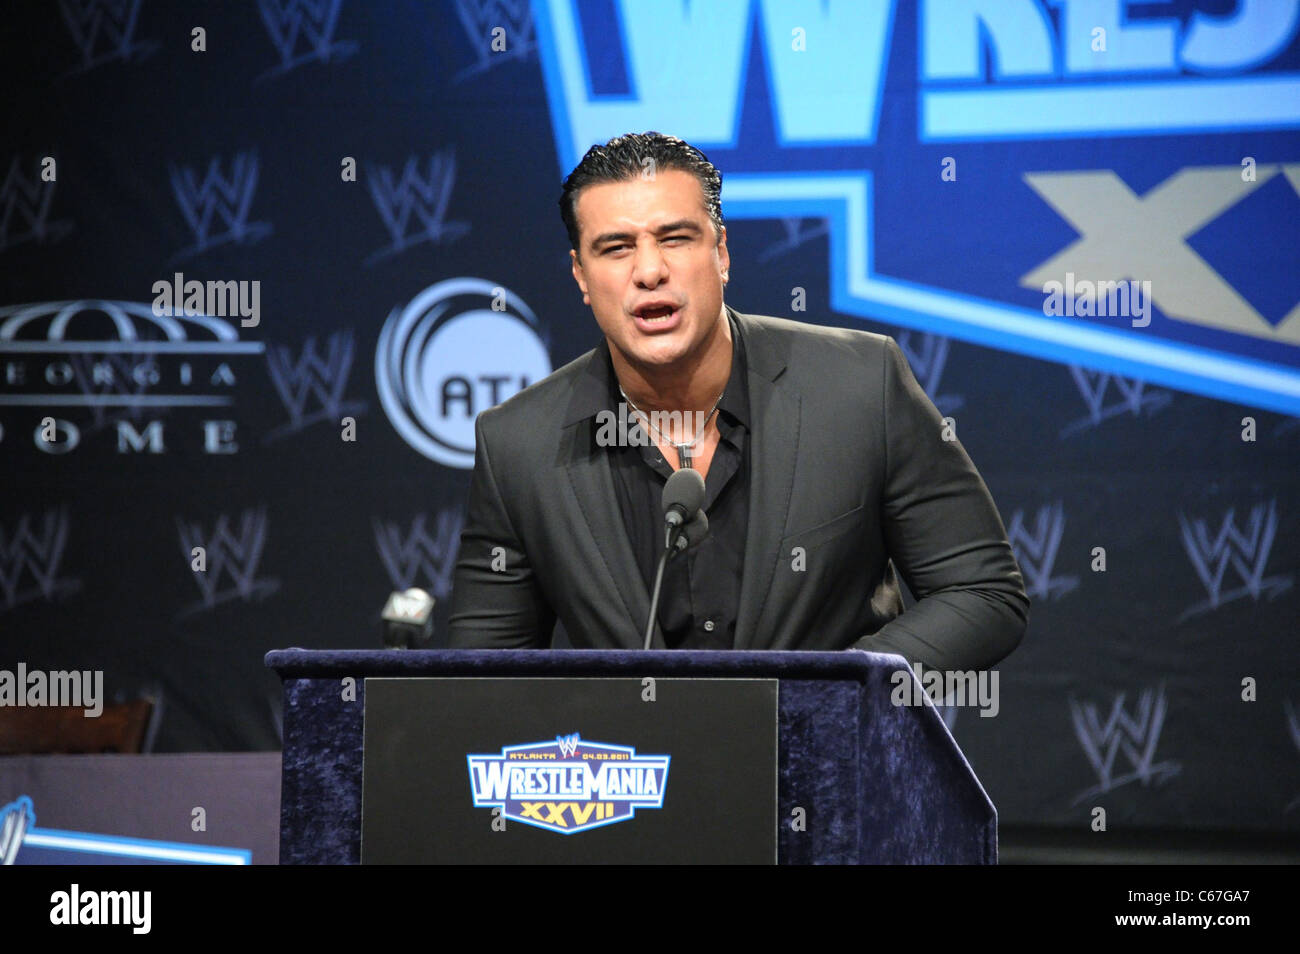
{"left": 638, "top": 305, "right": 676, "bottom": 323}
{"left": 632, "top": 302, "right": 682, "bottom": 333}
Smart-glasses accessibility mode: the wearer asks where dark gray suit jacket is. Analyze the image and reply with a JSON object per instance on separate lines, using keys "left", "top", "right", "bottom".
{"left": 448, "top": 307, "right": 1028, "bottom": 669}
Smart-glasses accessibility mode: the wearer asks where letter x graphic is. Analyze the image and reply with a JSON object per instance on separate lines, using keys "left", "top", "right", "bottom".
{"left": 1021, "top": 165, "right": 1300, "bottom": 341}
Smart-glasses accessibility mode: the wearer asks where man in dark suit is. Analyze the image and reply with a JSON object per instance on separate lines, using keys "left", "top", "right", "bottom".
{"left": 448, "top": 132, "right": 1028, "bottom": 670}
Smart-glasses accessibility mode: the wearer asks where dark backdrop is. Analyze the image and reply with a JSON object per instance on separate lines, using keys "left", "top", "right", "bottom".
{"left": 2, "top": 0, "right": 1297, "bottom": 834}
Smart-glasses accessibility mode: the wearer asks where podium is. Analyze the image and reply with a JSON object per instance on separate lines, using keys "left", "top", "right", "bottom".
{"left": 265, "top": 649, "right": 996, "bottom": 864}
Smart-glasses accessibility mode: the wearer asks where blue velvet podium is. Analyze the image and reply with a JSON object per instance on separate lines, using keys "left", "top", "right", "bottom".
{"left": 265, "top": 649, "right": 996, "bottom": 864}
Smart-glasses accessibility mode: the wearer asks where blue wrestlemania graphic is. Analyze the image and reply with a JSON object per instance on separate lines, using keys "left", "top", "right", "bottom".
{"left": 467, "top": 733, "right": 670, "bottom": 834}
{"left": 1, "top": 796, "right": 250, "bottom": 865}
{"left": 533, "top": 0, "right": 1300, "bottom": 415}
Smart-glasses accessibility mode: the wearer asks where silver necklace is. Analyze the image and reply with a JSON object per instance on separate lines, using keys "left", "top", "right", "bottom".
{"left": 618, "top": 384, "right": 724, "bottom": 470}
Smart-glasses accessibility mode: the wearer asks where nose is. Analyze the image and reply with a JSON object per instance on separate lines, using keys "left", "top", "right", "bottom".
{"left": 631, "top": 238, "right": 667, "bottom": 288}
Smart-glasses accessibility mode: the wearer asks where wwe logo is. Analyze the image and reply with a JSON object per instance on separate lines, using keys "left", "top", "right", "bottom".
{"left": 365, "top": 152, "right": 470, "bottom": 264}
{"left": 453, "top": 0, "right": 535, "bottom": 80}
{"left": 176, "top": 508, "right": 280, "bottom": 616}
{"left": 1060, "top": 367, "right": 1171, "bottom": 438}
{"left": 556, "top": 733, "right": 580, "bottom": 758}
{"left": 1006, "top": 502, "right": 1078, "bottom": 602}
{"left": 257, "top": 0, "right": 358, "bottom": 78}
{"left": 1069, "top": 685, "right": 1181, "bottom": 805}
{"left": 263, "top": 331, "right": 367, "bottom": 441}
{"left": 169, "top": 152, "right": 273, "bottom": 260}
{"left": 57, "top": 0, "right": 157, "bottom": 73}
{"left": 0, "top": 510, "right": 82, "bottom": 612}
{"left": 1, "top": 797, "right": 36, "bottom": 866}
{"left": 373, "top": 510, "right": 463, "bottom": 601}
{"left": 756, "top": 217, "right": 828, "bottom": 262}
{"left": 0, "top": 157, "right": 74, "bottom": 253}
{"left": 1177, "top": 500, "right": 1293, "bottom": 622}
{"left": 896, "top": 330, "right": 964, "bottom": 416}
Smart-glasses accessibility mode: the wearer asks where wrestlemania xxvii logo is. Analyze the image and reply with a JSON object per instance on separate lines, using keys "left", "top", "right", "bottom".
{"left": 467, "top": 734, "right": 670, "bottom": 833}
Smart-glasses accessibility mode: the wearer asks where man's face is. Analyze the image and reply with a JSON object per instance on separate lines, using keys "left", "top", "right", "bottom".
{"left": 569, "top": 168, "right": 730, "bottom": 372}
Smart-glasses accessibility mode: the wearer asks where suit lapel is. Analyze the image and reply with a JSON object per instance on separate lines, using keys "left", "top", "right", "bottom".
{"left": 559, "top": 312, "right": 798, "bottom": 651}
{"left": 562, "top": 351, "right": 660, "bottom": 649}
{"left": 733, "top": 311, "right": 800, "bottom": 649}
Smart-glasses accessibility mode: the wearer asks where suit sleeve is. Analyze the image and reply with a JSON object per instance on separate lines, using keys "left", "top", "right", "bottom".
{"left": 852, "top": 337, "right": 1029, "bottom": 670}
{"left": 446, "top": 412, "right": 556, "bottom": 648}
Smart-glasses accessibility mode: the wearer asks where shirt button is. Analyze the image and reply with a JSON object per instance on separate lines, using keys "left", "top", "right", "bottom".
{"left": 703, "top": 620, "right": 715, "bottom": 632}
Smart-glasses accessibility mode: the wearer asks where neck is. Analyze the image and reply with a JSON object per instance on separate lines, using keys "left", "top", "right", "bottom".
{"left": 612, "top": 307, "right": 733, "bottom": 417}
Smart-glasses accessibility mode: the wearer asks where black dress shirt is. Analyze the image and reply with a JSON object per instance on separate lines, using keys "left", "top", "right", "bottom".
{"left": 571, "top": 314, "right": 750, "bottom": 648}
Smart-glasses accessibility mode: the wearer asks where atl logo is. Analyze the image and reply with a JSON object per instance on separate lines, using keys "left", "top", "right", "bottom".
{"left": 376, "top": 278, "right": 551, "bottom": 469}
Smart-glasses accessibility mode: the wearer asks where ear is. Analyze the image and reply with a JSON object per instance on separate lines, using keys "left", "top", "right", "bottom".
{"left": 570, "top": 249, "right": 591, "bottom": 304}
{"left": 717, "top": 226, "right": 730, "bottom": 283}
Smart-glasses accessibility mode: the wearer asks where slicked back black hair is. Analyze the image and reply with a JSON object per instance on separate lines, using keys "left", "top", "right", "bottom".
{"left": 559, "top": 131, "right": 724, "bottom": 258}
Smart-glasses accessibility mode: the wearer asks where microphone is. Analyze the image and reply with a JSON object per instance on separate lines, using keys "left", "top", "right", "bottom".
{"left": 662, "top": 467, "right": 705, "bottom": 531}
{"left": 643, "top": 469, "right": 708, "bottom": 650}
{"left": 381, "top": 588, "right": 436, "bottom": 648}
{"left": 673, "top": 509, "right": 709, "bottom": 554}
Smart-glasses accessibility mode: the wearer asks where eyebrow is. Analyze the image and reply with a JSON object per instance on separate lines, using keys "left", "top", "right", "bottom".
{"left": 588, "top": 219, "right": 703, "bottom": 250}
